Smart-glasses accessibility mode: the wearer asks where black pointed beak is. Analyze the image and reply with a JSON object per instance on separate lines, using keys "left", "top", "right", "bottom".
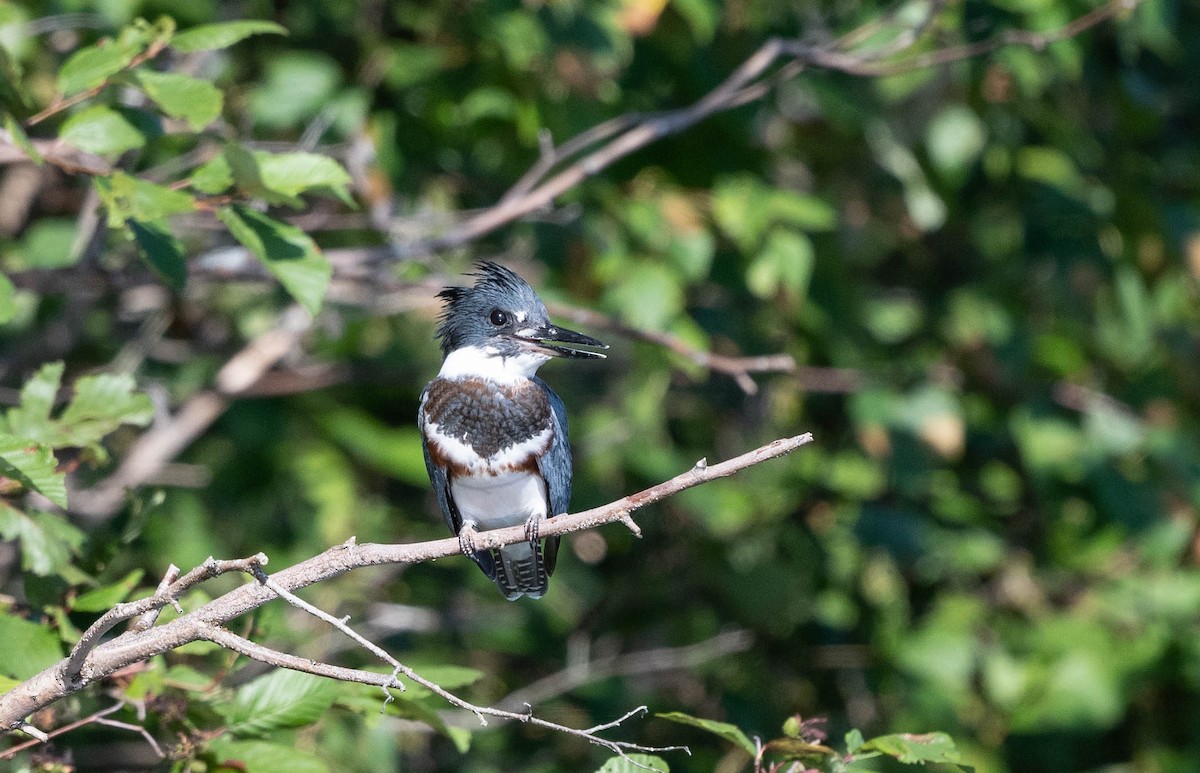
{"left": 516, "top": 324, "right": 608, "bottom": 359}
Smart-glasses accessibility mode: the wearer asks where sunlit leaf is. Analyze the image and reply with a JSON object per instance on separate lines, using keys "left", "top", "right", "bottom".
{"left": 59, "top": 105, "right": 146, "bottom": 155}
{"left": 255, "top": 151, "right": 353, "bottom": 202}
{"left": 0, "top": 505, "right": 85, "bottom": 576}
{"left": 170, "top": 20, "right": 287, "bottom": 52}
{"left": 656, "top": 712, "right": 756, "bottom": 755}
{"left": 73, "top": 569, "right": 146, "bottom": 612}
{"left": 190, "top": 154, "right": 233, "bottom": 194}
{"left": 56, "top": 39, "right": 141, "bottom": 95}
{"left": 860, "top": 731, "right": 963, "bottom": 764}
{"left": 56, "top": 372, "right": 154, "bottom": 446}
{"left": 595, "top": 754, "right": 669, "bottom": 773}
{"left": 95, "top": 172, "right": 196, "bottom": 226}
{"left": 219, "top": 669, "right": 337, "bottom": 737}
{"left": 0, "top": 612, "right": 63, "bottom": 679}
{"left": 0, "top": 434, "right": 66, "bottom": 508}
{"left": 135, "top": 70, "right": 223, "bottom": 131}
{"left": 217, "top": 206, "right": 331, "bottom": 314}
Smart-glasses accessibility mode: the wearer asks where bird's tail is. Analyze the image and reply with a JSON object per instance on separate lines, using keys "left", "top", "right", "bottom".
{"left": 494, "top": 541, "right": 549, "bottom": 600}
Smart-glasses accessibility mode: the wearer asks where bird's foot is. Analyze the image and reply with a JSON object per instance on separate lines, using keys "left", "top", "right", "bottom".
{"left": 523, "top": 512, "right": 545, "bottom": 548}
{"left": 458, "top": 522, "right": 482, "bottom": 561}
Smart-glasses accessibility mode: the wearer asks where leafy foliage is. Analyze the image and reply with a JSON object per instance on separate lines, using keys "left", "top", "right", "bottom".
{"left": 2, "top": 0, "right": 1199, "bottom": 771}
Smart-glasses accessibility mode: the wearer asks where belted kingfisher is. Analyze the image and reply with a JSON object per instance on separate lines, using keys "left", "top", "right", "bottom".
{"left": 419, "top": 263, "right": 607, "bottom": 599}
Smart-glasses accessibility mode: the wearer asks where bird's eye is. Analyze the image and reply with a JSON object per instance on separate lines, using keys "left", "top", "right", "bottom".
{"left": 488, "top": 309, "right": 508, "bottom": 326}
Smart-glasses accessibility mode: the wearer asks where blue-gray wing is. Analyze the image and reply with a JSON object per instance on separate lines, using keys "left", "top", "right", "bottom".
{"left": 419, "top": 384, "right": 496, "bottom": 579}
{"left": 535, "top": 379, "right": 573, "bottom": 518}
{"left": 534, "top": 379, "right": 571, "bottom": 576}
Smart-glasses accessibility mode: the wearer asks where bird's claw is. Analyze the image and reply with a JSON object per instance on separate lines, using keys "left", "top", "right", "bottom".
{"left": 524, "top": 513, "right": 543, "bottom": 548}
{"left": 458, "top": 522, "right": 481, "bottom": 561}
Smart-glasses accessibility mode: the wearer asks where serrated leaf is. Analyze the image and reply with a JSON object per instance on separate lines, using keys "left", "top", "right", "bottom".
{"left": 128, "top": 219, "right": 187, "bottom": 290}
{"left": 0, "top": 612, "right": 64, "bottom": 679}
{"left": 134, "top": 70, "right": 223, "bottom": 131}
{"left": 0, "top": 272, "right": 14, "bottom": 324}
{"left": 4, "top": 362, "right": 63, "bottom": 437}
{"left": 170, "top": 20, "right": 287, "bottom": 53}
{"left": 55, "top": 372, "right": 154, "bottom": 446}
{"left": 59, "top": 105, "right": 146, "bottom": 155}
{"left": 860, "top": 732, "right": 963, "bottom": 764}
{"left": 217, "top": 206, "right": 330, "bottom": 314}
{"left": 656, "top": 712, "right": 756, "bottom": 755}
{"left": 95, "top": 172, "right": 196, "bottom": 226}
{"left": 0, "top": 434, "right": 66, "bottom": 508}
{"left": 4, "top": 114, "right": 41, "bottom": 165}
{"left": 595, "top": 754, "right": 670, "bottom": 773}
{"left": 208, "top": 738, "right": 328, "bottom": 773}
{"left": 73, "top": 569, "right": 146, "bottom": 611}
{"left": 255, "top": 152, "right": 352, "bottom": 202}
{"left": 0, "top": 505, "right": 85, "bottom": 576}
{"left": 220, "top": 669, "right": 337, "bottom": 737}
{"left": 57, "top": 39, "right": 141, "bottom": 96}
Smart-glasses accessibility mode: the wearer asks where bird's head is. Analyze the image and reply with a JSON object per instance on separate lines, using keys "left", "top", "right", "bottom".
{"left": 435, "top": 263, "right": 607, "bottom": 376}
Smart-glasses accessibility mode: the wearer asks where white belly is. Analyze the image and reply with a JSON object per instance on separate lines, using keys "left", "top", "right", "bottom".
{"left": 451, "top": 471, "right": 548, "bottom": 530}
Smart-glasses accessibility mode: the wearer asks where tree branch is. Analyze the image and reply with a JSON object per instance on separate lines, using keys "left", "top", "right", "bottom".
{"left": 0, "top": 433, "right": 813, "bottom": 743}
{"left": 400, "top": 0, "right": 1137, "bottom": 254}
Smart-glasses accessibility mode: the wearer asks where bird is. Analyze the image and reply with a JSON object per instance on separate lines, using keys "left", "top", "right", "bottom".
{"left": 419, "top": 262, "right": 607, "bottom": 599}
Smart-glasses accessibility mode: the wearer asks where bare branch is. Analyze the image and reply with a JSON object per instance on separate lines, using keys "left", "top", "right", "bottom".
{"left": 1, "top": 433, "right": 812, "bottom": 740}
{"left": 547, "top": 302, "right": 862, "bottom": 396}
{"left": 401, "top": 0, "right": 1136, "bottom": 254}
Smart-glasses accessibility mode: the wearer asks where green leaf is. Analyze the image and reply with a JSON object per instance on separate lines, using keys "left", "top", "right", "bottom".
{"left": 163, "top": 664, "right": 216, "bottom": 691}
{"left": 2, "top": 364, "right": 151, "bottom": 454}
{"left": 4, "top": 113, "right": 42, "bottom": 165}
{"left": 57, "top": 39, "right": 141, "bottom": 96}
{"left": 389, "top": 664, "right": 484, "bottom": 699}
{"left": 254, "top": 152, "right": 353, "bottom": 202}
{"left": 656, "top": 712, "right": 756, "bottom": 755}
{"left": 0, "top": 613, "right": 64, "bottom": 679}
{"left": 73, "top": 569, "right": 146, "bottom": 612}
{"left": 217, "top": 206, "right": 331, "bottom": 314}
{"left": 207, "top": 738, "right": 328, "bottom": 773}
{"left": 134, "top": 70, "right": 223, "bottom": 131}
{"left": 0, "top": 505, "right": 85, "bottom": 576}
{"left": 4, "top": 361, "right": 63, "bottom": 437}
{"left": 746, "top": 229, "right": 814, "bottom": 300}
{"left": 170, "top": 20, "right": 287, "bottom": 53}
{"left": 860, "top": 732, "right": 963, "bottom": 764}
{"left": 595, "top": 754, "right": 670, "bottom": 773}
{"left": 56, "top": 372, "right": 154, "bottom": 447}
{"left": 0, "top": 434, "right": 66, "bottom": 508}
{"left": 128, "top": 219, "right": 187, "bottom": 290}
{"left": 219, "top": 669, "right": 337, "bottom": 738}
{"left": 0, "top": 272, "right": 14, "bottom": 324}
{"left": 59, "top": 105, "right": 146, "bottom": 155}
{"left": 95, "top": 172, "right": 196, "bottom": 226}
{"left": 189, "top": 154, "right": 233, "bottom": 194}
